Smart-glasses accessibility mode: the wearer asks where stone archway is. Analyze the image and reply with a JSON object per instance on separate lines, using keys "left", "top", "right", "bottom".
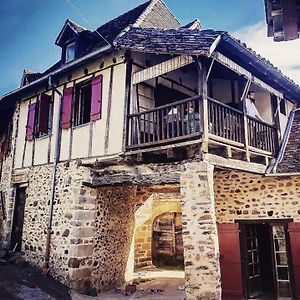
{"left": 125, "top": 191, "right": 182, "bottom": 280}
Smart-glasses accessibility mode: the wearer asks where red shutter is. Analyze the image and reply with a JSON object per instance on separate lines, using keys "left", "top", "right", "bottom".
{"left": 90, "top": 75, "right": 102, "bottom": 121}
{"left": 288, "top": 222, "right": 300, "bottom": 299}
{"left": 61, "top": 87, "right": 73, "bottom": 129}
{"left": 26, "top": 103, "right": 37, "bottom": 141}
{"left": 38, "top": 94, "right": 51, "bottom": 134}
{"left": 218, "top": 223, "right": 243, "bottom": 299}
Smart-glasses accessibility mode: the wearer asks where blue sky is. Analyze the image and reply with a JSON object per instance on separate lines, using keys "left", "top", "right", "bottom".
{"left": 0, "top": 0, "right": 286, "bottom": 95}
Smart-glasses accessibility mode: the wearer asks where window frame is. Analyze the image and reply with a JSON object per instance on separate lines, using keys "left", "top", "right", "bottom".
{"left": 73, "top": 80, "right": 92, "bottom": 127}
{"left": 65, "top": 42, "right": 76, "bottom": 63}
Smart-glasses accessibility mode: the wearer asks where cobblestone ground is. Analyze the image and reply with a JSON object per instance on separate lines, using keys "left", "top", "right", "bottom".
{"left": 0, "top": 263, "right": 71, "bottom": 300}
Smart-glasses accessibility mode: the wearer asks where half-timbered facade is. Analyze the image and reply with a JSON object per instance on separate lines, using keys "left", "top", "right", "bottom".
{"left": 1, "top": 1, "right": 300, "bottom": 299}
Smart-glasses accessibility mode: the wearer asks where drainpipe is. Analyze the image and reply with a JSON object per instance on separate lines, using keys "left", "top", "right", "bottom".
{"left": 44, "top": 76, "right": 63, "bottom": 270}
{"left": 271, "top": 107, "right": 300, "bottom": 173}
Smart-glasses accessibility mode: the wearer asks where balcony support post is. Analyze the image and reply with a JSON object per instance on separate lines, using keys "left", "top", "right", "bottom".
{"left": 194, "top": 56, "right": 208, "bottom": 153}
{"left": 241, "top": 77, "right": 252, "bottom": 161}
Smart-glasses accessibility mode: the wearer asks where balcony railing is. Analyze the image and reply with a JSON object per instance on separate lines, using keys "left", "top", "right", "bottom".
{"left": 127, "top": 96, "right": 202, "bottom": 149}
{"left": 126, "top": 95, "right": 279, "bottom": 155}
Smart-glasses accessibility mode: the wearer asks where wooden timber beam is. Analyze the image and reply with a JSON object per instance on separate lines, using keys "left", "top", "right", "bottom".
{"left": 132, "top": 55, "right": 193, "bottom": 85}
{"left": 213, "top": 52, "right": 284, "bottom": 98}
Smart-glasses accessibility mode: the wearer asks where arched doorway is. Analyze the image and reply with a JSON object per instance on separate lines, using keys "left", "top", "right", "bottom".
{"left": 152, "top": 212, "right": 184, "bottom": 270}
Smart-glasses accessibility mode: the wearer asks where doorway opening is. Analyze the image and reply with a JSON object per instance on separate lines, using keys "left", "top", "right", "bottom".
{"left": 240, "top": 222, "right": 293, "bottom": 300}
{"left": 152, "top": 212, "right": 184, "bottom": 270}
{"left": 10, "top": 187, "right": 26, "bottom": 252}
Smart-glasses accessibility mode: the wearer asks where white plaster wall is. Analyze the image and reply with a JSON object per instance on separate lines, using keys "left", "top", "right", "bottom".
{"left": 254, "top": 90, "right": 273, "bottom": 124}
{"left": 107, "top": 63, "right": 127, "bottom": 154}
{"left": 15, "top": 100, "right": 30, "bottom": 168}
{"left": 59, "top": 130, "right": 71, "bottom": 161}
{"left": 72, "top": 126, "right": 90, "bottom": 159}
{"left": 34, "top": 137, "right": 49, "bottom": 165}
{"left": 91, "top": 68, "right": 111, "bottom": 157}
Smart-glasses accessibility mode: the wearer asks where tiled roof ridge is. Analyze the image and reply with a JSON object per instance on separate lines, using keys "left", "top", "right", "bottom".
{"left": 133, "top": 0, "right": 180, "bottom": 29}
{"left": 66, "top": 19, "right": 87, "bottom": 32}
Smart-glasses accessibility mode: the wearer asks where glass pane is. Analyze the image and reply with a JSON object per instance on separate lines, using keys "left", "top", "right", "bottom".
{"left": 277, "top": 266, "right": 289, "bottom": 280}
{"left": 274, "top": 238, "right": 287, "bottom": 252}
{"left": 278, "top": 281, "right": 291, "bottom": 298}
{"left": 247, "top": 238, "right": 252, "bottom": 250}
{"left": 248, "top": 252, "right": 253, "bottom": 263}
{"left": 254, "top": 264, "right": 260, "bottom": 276}
{"left": 248, "top": 264, "right": 254, "bottom": 276}
{"left": 253, "top": 251, "right": 258, "bottom": 263}
{"left": 276, "top": 253, "right": 288, "bottom": 265}
{"left": 272, "top": 225, "right": 285, "bottom": 239}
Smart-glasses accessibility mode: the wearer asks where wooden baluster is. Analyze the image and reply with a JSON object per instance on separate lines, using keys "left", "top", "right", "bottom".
{"left": 161, "top": 109, "right": 168, "bottom": 140}
{"left": 180, "top": 102, "right": 185, "bottom": 136}
{"left": 176, "top": 104, "right": 180, "bottom": 137}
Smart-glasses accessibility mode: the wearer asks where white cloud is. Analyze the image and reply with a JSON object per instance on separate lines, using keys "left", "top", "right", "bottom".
{"left": 232, "top": 21, "right": 300, "bottom": 85}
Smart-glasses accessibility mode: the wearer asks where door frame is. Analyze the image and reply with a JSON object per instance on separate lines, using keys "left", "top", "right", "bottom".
{"left": 235, "top": 219, "right": 294, "bottom": 299}
{"left": 9, "top": 186, "right": 27, "bottom": 251}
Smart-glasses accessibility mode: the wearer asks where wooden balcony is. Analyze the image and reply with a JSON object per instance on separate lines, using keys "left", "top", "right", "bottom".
{"left": 126, "top": 96, "right": 278, "bottom": 157}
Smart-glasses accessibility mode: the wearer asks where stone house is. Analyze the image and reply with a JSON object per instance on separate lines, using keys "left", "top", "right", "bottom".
{"left": 0, "top": 0, "right": 300, "bottom": 299}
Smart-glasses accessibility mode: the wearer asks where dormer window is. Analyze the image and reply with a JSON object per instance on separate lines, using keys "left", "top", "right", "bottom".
{"left": 65, "top": 42, "right": 75, "bottom": 63}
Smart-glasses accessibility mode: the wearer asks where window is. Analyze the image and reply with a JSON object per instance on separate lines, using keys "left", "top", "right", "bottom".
{"left": 74, "top": 81, "right": 92, "bottom": 126}
{"left": 61, "top": 75, "right": 103, "bottom": 129}
{"left": 65, "top": 42, "right": 75, "bottom": 63}
{"left": 280, "top": 99, "right": 286, "bottom": 115}
{"left": 25, "top": 94, "right": 52, "bottom": 140}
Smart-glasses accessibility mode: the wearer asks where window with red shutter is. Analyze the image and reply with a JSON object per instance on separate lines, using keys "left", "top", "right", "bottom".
{"left": 26, "top": 103, "right": 37, "bottom": 141}
{"left": 90, "top": 75, "right": 103, "bottom": 121}
{"left": 37, "top": 94, "right": 52, "bottom": 136}
{"left": 61, "top": 87, "right": 73, "bottom": 129}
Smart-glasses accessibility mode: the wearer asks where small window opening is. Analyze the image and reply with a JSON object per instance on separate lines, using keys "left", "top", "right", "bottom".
{"left": 65, "top": 42, "right": 75, "bottom": 63}
{"left": 74, "top": 81, "right": 92, "bottom": 126}
{"left": 280, "top": 99, "right": 286, "bottom": 115}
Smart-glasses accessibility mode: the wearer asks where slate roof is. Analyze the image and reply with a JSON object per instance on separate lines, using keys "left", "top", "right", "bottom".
{"left": 274, "top": 110, "right": 300, "bottom": 173}
{"left": 93, "top": 0, "right": 152, "bottom": 47}
{"left": 181, "top": 19, "right": 202, "bottom": 30}
{"left": 114, "top": 28, "right": 224, "bottom": 55}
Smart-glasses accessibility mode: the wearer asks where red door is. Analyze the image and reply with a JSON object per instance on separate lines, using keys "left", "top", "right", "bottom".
{"left": 288, "top": 222, "right": 300, "bottom": 299}
{"left": 218, "top": 223, "right": 243, "bottom": 299}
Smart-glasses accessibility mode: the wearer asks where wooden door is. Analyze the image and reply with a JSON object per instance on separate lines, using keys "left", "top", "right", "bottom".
{"left": 288, "top": 222, "right": 300, "bottom": 299}
{"left": 244, "top": 225, "right": 263, "bottom": 298}
{"left": 217, "top": 223, "right": 243, "bottom": 299}
{"left": 10, "top": 187, "right": 26, "bottom": 251}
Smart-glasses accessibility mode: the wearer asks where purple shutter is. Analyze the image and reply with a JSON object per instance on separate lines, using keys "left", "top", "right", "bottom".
{"left": 61, "top": 87, "right": 73, "bottom": 129}
{"left": 26, "top": 103, "right": 37, "bottom": 141}
{"left": 38, "top": 94, "right": 51, "bottom": 134}
{"left": 90, "top": 75, "right": 103, "bottom": 121}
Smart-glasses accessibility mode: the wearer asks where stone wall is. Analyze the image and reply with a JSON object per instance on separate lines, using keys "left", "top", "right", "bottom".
{"left": 180, "top": 161, "right": 221, "bottom": 300}
{"left": 0, "top": 156, "right": 13, "bottom": 247}
{"left": 214, "top": 170, "right": 300, "bottom": 222}
{"left": 10, "top": 160, "right": 95, "bottom": 290}
{"left": 91, "top": 185, "right": 137, "bottom": 293}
